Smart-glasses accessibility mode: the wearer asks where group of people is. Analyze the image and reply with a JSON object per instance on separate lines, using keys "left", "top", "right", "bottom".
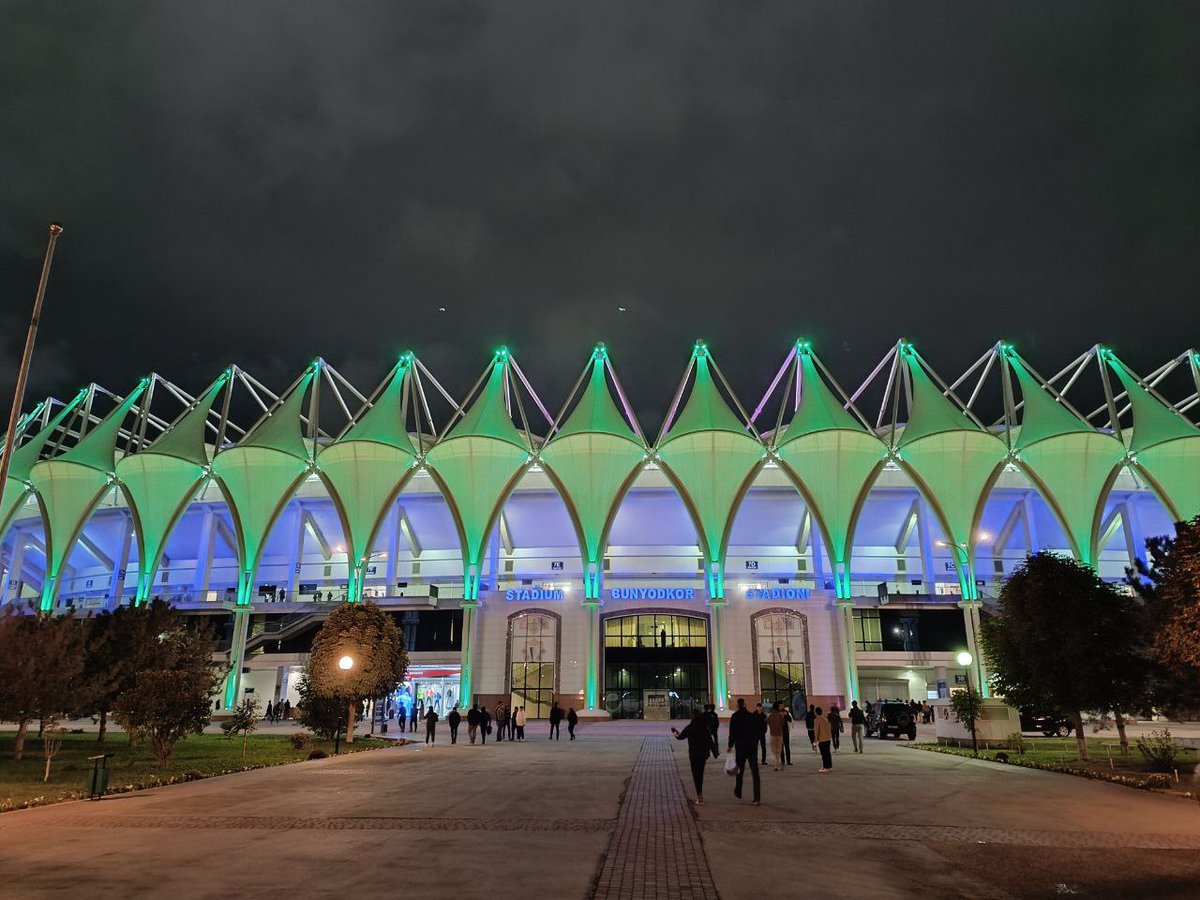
{"left": 419, "top": 700, "right": 580, "bottom": 745}
{"left": 671, "top": 698, "right": 873, "bottom": 806}
{"left": 262, "top": 699, "right": 291, "bottom": 723}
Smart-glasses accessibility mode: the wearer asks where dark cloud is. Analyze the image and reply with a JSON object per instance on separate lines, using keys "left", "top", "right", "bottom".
{"left": 1, "top": 2, "right": 1198, "bottom": 432}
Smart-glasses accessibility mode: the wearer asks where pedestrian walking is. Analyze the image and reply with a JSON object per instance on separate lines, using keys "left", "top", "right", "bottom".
{"left": 549, "top": 702, "right": 563, "bottom": 740}
{"left": 282, "top": 699, "right": 291, "bottom": 720}
{"left": 849, "top": 700, "right": 865, "bottom": 753}
{"left": 828, "top": 705, "right": 843, "bottom": 753}
{"left": 479, "top": 705, "right": 492, "bottom": 744}
{"left": 424, "top": 707, "right": 439, "bottom": 745}
{"left": 813, "top": 706, "right": 833, "bottom": 772}
{"left": 703, "top": 703, "right": 720, "bottom": 758}
{"left": 754, "top": 702, "right": 768, "bottom": 764}
{"left": 728, "top": 699, "right": 761, "bottom": 805}
{"left": 515, "top": 706, "right": 526, "bottom": 741}
{"left": 496, "top": 704, "right": 508, "bottom": 742}
{"left": 567, "top": 707, "right": 579, "bottom": 740}
{"left": 467, "top": 703, "right": 480, "bottom": 744}
{"left": 409, "top": 703, "right": 419, "bottom": 733}
{"left": 781, "top": 704, "right": 793, "bottom": 765}
{"left": 448, "top": 706, "right": 461, "bottom": 744}
{"left": 767, "top": 702, "right": 786, "bottom": 771}
{"left": 265, "top": 700, "right": 274, "bottom": 722}
{"left": 508, "top": 705, "right": 517, "bottom": 740}
{"left": 805, "top": 704, "right": 817, "bottom": 751}
{"left": 673, "top": 709, "right": 719, "bottom": 805}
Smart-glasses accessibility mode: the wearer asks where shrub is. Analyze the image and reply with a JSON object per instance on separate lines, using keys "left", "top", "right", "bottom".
{"left": 1007, "top": 732, "right": 1027, "bottom": 754}
{"left": 1143, "top": 773, "right": 1173, "bottom": 790}
{"left": 307, "top": 749, "right": 328, "bottom": 760}
{"left": 289, "top": 732, "right": 311, "bottom": 751}
{"left": 1136, "top": 729, "right": 1179, "bottom": 772}
{"left": 994, "top": 751, "right": 1009, "bottom": 763}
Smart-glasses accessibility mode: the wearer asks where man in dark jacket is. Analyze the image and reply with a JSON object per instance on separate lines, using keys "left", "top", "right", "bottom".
{"left": 448, "top": 706, "right": 462, "bottom": 744}
{"left": 549, "top": 702, "right": 563, "bottom": 740}
{"left": 567, "top": 707, "right": 579, "bottom": 740}
{"left": 467, "top": 703, "right": 480, "bottom": 744}
{"left": 728, "top": 698, "right": 761, "bottom": 805}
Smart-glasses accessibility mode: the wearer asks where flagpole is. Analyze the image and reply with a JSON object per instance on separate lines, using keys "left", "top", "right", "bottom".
{"left": 0, "top": 223, "right": 64, "bottom": 496}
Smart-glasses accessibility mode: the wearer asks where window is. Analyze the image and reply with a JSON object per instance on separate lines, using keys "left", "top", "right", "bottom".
{"left": 754, "top": 612, "right": 806, "bottom": 709}
{"left": 509, "top": 613, "right": 557, "bottom": 718}
{"left": 853, "top": 608, "right": 883, "bottom": 651}
{"left": 603, "top": 614, "right": 707, "bottom": 649}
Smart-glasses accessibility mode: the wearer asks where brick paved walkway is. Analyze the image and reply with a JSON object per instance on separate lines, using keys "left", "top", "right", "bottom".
{"left": 593, "top": 737, "right": 719, "bottom": 900}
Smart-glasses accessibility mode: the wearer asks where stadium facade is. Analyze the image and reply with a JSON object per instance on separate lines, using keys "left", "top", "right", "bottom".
{"left": 2, "top": 339, "right": 1198, "bottom": 720}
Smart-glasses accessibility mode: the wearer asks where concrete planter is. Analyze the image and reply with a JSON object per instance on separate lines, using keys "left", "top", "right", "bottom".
{"left": 932, "top": 697, "right": 1021, "bottom": 749}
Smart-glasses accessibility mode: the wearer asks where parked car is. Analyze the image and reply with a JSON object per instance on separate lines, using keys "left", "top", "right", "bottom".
{"left": 1016, "top": 706, "right": 1073, "bottom": 737}
{"left": 867, "top": 701, "right": 917, "bottom": 740}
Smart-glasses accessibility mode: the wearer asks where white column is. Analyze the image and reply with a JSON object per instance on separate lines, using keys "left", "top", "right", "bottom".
{"left": 194, "top": 508, "right": 216, "bottom": 597}
{"left": 109, "top": 515, "right": 133, "bottom": 608}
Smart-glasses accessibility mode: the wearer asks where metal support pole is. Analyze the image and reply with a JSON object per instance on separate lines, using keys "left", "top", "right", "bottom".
{"left": 0, "top": 225, "right": 63, "bottom": 505}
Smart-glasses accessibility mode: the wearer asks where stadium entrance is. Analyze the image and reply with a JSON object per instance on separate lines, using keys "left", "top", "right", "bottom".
{"left": 602, "top": 613, "right": 709, "bottom": 719}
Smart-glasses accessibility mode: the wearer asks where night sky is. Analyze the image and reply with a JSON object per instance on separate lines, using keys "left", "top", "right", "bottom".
{"left": 2, "top": 3, "right": 1198, "bottom": 433}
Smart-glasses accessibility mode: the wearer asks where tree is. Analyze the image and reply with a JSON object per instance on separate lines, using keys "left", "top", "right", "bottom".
{"left": 981, "top": 552, "right": 1145, "bottom": 761}
{"left": 41, "top": 721, "right": 64, "bottom": 783}
{"left": 79, "top": 600, "right": 181, "bottom": 746}
{"left": 0, "top": 609, "right": 87, "bottom": 759}
{"left": 1129, "top": 516, "right": 1200, "bottom": 716}
{"left": 294, "top": 673, "right": 350, "bottom": 740}
{"left": 302, "top": 603, "right": 407, "bottom": 744}
{"left": 221, "top": 698, "right": 261, "bottom": 757}
{"left": 112, "top": 623, "right": 223, "bottom": 766}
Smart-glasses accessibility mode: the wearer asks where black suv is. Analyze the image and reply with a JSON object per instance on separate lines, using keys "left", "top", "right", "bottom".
{"left": 1017, "top": 706, "right": 1073, "bottom": 737}
{"left": 867, "top": 701, "right": 917, "bottom": 740}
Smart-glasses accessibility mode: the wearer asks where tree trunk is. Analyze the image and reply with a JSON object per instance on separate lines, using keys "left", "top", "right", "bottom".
{"left": 1071, "top": 709, "right": 1088, "bottom": 761}
{"left": 13, "top": 718, "right": 30, "bottom": 760}
{"left": 346, "top": 700, "right": 357, "bottom": 745}
{"left": 242, "top": 732, "right": 248, "bottom": 758}
{"left": 128, "top": 726, "right": 139, "bottom": 750}
{"left": 43, "top": 756, "right": 52, "bottom": 783}
{"left": 97, "top": 707, "right": 107, "bottom": 744}
{"left": 1114, "top": 710, "right": 1129, "bottom": 756}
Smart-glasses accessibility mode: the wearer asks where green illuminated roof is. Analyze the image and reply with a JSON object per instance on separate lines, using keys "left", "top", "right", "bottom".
{"left": 1009, "top": 354, "right": 1125, "bottom": 564}
{"left": 1107, "top": 355, "right": 1200, "bottom": 521}
{"left": 210, "top": 370, "right": 315, "bottom": 580}
{"left": 0, "top": 391, "right": 87, "bottom": 541}
{"left": 658, "top": 352, "right": 764, "bottom": 565}
{"left": 319, "top": 361, "right": 419, "bottom": 568}
{"left": 29, "top": 383, "right": 148, "bottom": 606}
{"left": 425, "top": 357, "right": 531, "bottom": 573}
{"left": 894, "top": 353, "right": 1006, "bottom": 559}
{"left": 117, "top": 376, "right": 227, "bottom": 597}
{"left": 540, "top": 352, "right": 645, "bottom": 565}
{"left": 775, "top": 350, "right": 886, "bottom": 567}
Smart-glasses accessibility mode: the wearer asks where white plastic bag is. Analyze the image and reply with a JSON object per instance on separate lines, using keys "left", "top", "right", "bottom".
{"left": 724, "top": 750, "right": 738, "bottom": 776}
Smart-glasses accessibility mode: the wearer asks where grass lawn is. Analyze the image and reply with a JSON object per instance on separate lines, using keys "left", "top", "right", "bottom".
{"left": 912, "top": 736, "right": 1199, "bottom": 796}
{"left": 0, "top": 730, "right": 396, "bottom": 812}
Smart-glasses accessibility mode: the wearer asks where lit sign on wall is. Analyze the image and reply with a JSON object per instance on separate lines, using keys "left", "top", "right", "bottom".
{"left": 744, "top": 587, "right": 812, "bottom": 600}
{"left": 505, "top": 588, "right": 565, "bottom": 601}
{"left": 608, "top": 587, "right": 697, "bottom": 600}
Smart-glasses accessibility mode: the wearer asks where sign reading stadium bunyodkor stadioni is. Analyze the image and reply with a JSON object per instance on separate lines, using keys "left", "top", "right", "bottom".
{"left": 502, "top": 585, "right": 814, "bottom": 601}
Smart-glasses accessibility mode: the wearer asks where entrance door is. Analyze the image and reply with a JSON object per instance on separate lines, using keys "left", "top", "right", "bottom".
{"left": 643, "top": 690, "right": 671, "bottom": 721}
{"left": 603, "top": 613, "right": 709, "bottom": 719}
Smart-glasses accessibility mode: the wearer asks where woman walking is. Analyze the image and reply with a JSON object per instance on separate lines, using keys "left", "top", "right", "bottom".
{"left": 515, "top": 706, "right": 526, "bottom": 741}
{"left": 672, "top": 709, "right": 718, "bottom": 805}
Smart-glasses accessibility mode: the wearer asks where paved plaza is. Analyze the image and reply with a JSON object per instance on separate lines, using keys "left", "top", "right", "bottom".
{"left": 1, "top": 722, "right": 1199, "bottom": 899}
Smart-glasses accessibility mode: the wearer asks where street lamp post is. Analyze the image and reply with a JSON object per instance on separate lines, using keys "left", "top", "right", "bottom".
{"left": 956, "top": 650, "right": 978, "bottom": 756}
{"left": 334, "top": 655, "right": 355, "bottom": 755}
